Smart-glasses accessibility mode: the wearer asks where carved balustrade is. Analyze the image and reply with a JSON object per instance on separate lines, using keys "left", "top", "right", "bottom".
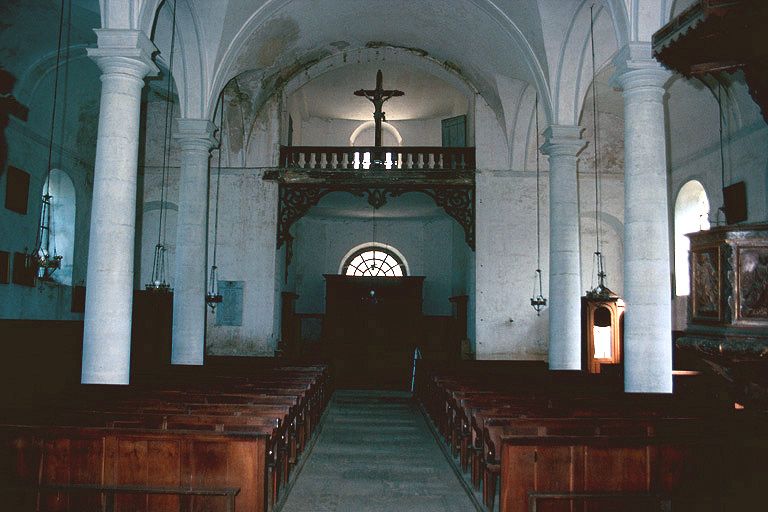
{"left": 278, "top": 146, "right": 475, "bottom": 171}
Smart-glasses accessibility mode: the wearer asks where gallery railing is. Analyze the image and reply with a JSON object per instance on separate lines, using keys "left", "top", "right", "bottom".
{"left": 278, "top": 146, "right": 476, "bottom": 171}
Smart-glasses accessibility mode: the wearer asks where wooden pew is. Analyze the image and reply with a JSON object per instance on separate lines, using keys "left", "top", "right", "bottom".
{"left": 0, "top": 425, "right": 270, "bottom": 512}
{"left": 496, "top": 434, "right": 731, "bottom": 512}
{"left": 0, "top": 363, "right": 330, "bottom": 510}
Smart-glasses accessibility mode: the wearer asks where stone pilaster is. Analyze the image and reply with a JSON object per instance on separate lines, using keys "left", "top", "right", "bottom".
{"left": 611, "top": 43, "right": 674, "bottom": 393}
{"left": 171, "top": 119, "right": 217, "bottom": 365}
{"left": 541, "top": 125, "right": 586, "bottom": 370}
{"left": 81, "top": 29, "right": 158, "bottom": 384}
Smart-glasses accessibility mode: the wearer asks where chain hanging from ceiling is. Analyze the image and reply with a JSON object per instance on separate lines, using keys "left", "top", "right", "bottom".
{"left": 530, "top": 92, "right": 547, "bottom": 315}
{"left": 206, "top": 89, "right": 225, "bottom": 310}
{"left": 147, "top": 0, "right": 178, "bottom": 293}
{"left": 28, "top": 0, "right": 67, "bottom": 281}
{"left": 586, "top": 4, "right": 610, "bottom": 299}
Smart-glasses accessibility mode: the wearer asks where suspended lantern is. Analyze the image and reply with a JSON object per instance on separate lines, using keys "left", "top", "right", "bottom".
{"left": 581, "top": 5, "right": 624, "bottom": 374}
{"left": 530, "top": 93, "right": 547, "bottom": 315}
{"left": 206, "top": 88, "right": 225, "bottom": 310}
{"left": 146, "top": 0, "right": 179, "bottom": 293}
{"left": 27, "top": 0, "right": 66, "bottom": 282}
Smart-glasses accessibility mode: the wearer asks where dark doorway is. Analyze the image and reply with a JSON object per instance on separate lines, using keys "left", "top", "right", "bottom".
{"left": 323, "top": 275, "right": 424, "bottom": 390}
{"left": 441, "top": 114, "right": 467, "bottom": 147}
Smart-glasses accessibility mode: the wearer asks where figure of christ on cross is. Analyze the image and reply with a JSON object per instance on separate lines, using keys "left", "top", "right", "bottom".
{"left": 354, "top": 69, "right": 404, "bottom": 168}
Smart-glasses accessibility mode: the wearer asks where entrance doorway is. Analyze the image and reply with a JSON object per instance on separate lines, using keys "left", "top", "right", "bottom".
{"left": 323, "top": 275, "right": 424, "bottom": 390}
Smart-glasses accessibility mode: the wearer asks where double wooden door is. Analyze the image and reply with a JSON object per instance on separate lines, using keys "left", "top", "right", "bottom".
{"left": 323, "top": 275, "right": 424, "bottom": 390}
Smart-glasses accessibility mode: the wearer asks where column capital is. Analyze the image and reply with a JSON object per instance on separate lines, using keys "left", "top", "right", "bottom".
{"left": 610, "top": 42, "right": 672, "bottom": 91}
{"left": 174, "top": 118, "right": 218, "bottom": 152}
{"left": 540, "top": 125, "right": 586, "bottom": 158}
{"left": 87, "top": 28, "right": 158, "bottom": 79}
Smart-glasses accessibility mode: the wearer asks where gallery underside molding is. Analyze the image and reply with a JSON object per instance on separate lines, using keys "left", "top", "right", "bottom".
{"left": 265, "top": 170, "right": 475, "bottom": 265}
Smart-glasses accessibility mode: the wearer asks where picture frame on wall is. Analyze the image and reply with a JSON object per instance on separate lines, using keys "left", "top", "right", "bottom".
{"left": 5, "top": 166, "right": 30, "bottom": 215}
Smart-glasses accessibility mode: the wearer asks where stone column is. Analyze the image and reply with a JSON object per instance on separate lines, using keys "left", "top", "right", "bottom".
{"left": 81, "top": 30, "right": 158, "bottom": 384}
{"left": 612, "top": 43, "right": 674, "bottom": 393}
{"left": 541, "top": 125, "right": 586, "bottom": 370}
{"left": 171, "top": 119, "right": 216, "bottom": 365}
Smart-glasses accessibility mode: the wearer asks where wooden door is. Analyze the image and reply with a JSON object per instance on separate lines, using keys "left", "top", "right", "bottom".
{"left": 323, "top": 275, "right": 424, "bottom": 390}
{"left": 442, "top": 115, "right": 467, "bottom": 147}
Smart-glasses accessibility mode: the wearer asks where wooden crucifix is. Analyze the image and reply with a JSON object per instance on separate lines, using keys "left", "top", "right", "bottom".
{"left": 354, "top": 70, "right": 404, "bottom": 167}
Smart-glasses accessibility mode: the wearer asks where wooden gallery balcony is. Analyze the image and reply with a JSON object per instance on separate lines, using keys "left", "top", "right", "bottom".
{"left": 276, "top": 145, "right": 476, "bottom": 175}
{"left": 264, "top": 145, "right": 477, "bottom": 256}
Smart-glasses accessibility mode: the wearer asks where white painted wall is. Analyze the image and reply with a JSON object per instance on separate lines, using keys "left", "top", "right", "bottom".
{"left": 297, "top": 117, "right": 442, "bottom": 147}
{"left": 290, "top": 209, "right": 460, "bottom": 317}
{"left": 202, "top": 169, "right": 279, "bottom": 356}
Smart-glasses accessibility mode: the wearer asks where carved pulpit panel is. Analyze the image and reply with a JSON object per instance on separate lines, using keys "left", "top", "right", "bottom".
{"left": 736, "top": 244, "right": 768, "bottom": 324}
{"left": 680, "top": 225, "right": 768, "bottom": 406}
{"left": 690, "top": 245, "right": 721, "bottom": 322}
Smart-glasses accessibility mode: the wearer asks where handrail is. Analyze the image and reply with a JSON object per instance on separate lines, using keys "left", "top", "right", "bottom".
{"left": 279, "top": 145, "right": 475, "bottom": 171}
{"left": 526, "top": 491, "right": 669, "bottom": 512}
{"left": 411, "top": 347, "right": 423, "bottom": 393}
{"left": 1, "top": 484, "right": 240, "bottom": 512}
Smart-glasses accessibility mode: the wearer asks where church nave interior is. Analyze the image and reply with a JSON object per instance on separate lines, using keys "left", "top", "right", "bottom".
{"left": 1, "top": 0, "right": 768, "bottom": 510}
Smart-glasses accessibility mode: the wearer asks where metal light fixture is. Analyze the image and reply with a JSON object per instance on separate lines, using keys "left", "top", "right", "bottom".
{"left": 146, "top": 0, "right": 178, "bottom": 293}
{"left": 27, "top": 0, "right": 66, "bottom": 281}
{"left": 585, "top": 4, "right": 612, "bottom": 300}
{"left": 206, "top": 90, "right": 225, "bottom": 310}
{"left": 530, "top": 93, "right": 547, "bottom": 315}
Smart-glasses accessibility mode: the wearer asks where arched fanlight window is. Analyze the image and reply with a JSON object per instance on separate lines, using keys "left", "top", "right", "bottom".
{"left": 41, "top": 169, "right": 76, "bottom": 285}
{"left": 674, "top": 180, "right": 710, "bottom": 295}
{"left": 342, "top": 246, "right": 407, "bottom": 277}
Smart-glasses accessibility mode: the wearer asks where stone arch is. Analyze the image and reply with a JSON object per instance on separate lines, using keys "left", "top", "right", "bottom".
{"left": 142, "top": 0, "right": 207, "bottom": 118}
{"left": 42, "top": 169, "right": 76, "bottom": 286}
{"left": 553, "top": 1, "right": 619, "bottom": 126}
{"left": 16, "top": 45, "right": 91, "bottom": 106}
{"left": 673, "top": 179, "right": 711, "bottom": 295}
{"left": 208, "top": 0, "right": 554, "bottom": 125}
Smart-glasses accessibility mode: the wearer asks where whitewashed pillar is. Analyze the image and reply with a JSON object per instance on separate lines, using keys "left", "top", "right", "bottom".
{"left": 81, "top": 30, "right": 158, "bottom": 384}
{"left": 541, "top": 125, "right": 586, "bottom": 370}
{"left": 171, "top": 119, "right": 216, "bottom": 365}
{"left": 612, "top": 43, "right": 674, "bottom": 393}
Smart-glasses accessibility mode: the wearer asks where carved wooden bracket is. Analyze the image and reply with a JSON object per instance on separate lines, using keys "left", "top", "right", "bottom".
{"left": 276, "top": 183, "right": 475, "bottom": 264}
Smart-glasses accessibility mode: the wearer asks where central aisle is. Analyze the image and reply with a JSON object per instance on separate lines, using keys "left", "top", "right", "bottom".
{"left": 278, "top": 390, "right": 481, "bottom": 512}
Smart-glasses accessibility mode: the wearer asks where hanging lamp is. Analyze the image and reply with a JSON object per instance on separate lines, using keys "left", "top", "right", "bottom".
{"left": 585, "top": 4, "right": 611, "bottom": 299}
{"left": 28, "top": 0, "right": 66, "bottom": 281}
{"left": 530, "top": 93, "right": 547, "bottom": 315}
{"left": 146, "top": 0, "right": 178, "bottom": 293}
{"left": 206, "top": 90, "right": 224, "bottom": 310}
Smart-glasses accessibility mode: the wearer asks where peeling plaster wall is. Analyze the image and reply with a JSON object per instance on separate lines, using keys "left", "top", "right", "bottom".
{"left": 203, "top": 169, "right": 279, "bottom": 356}
{"left": 136, "top": 97, "right": 182, "bottom": 291}
{"left": 203, "top": 100, "right": 281, "bottom": 356}
{"left": 137, "top": 89, "right": 282, "bottom": 356}
{"left": 475, "top": 170, "right": 549, "bottom": 360}
{"left": 578, "top": 172, "right": 625, "bottom": 296}
{"left": 290, "top": 213, "right": 457, "bottom": 317}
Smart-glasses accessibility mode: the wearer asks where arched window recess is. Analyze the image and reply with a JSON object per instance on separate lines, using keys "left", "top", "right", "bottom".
{"left": 340, "top": 244, "right": 408, "bottom": 277}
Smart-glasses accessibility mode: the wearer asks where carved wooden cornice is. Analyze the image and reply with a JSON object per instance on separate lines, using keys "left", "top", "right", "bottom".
{"left": 652, "top": 0, "right": 768, "bottom": 123}
{"left": 265, "top": 169, "right": 475, "bottom": 265}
